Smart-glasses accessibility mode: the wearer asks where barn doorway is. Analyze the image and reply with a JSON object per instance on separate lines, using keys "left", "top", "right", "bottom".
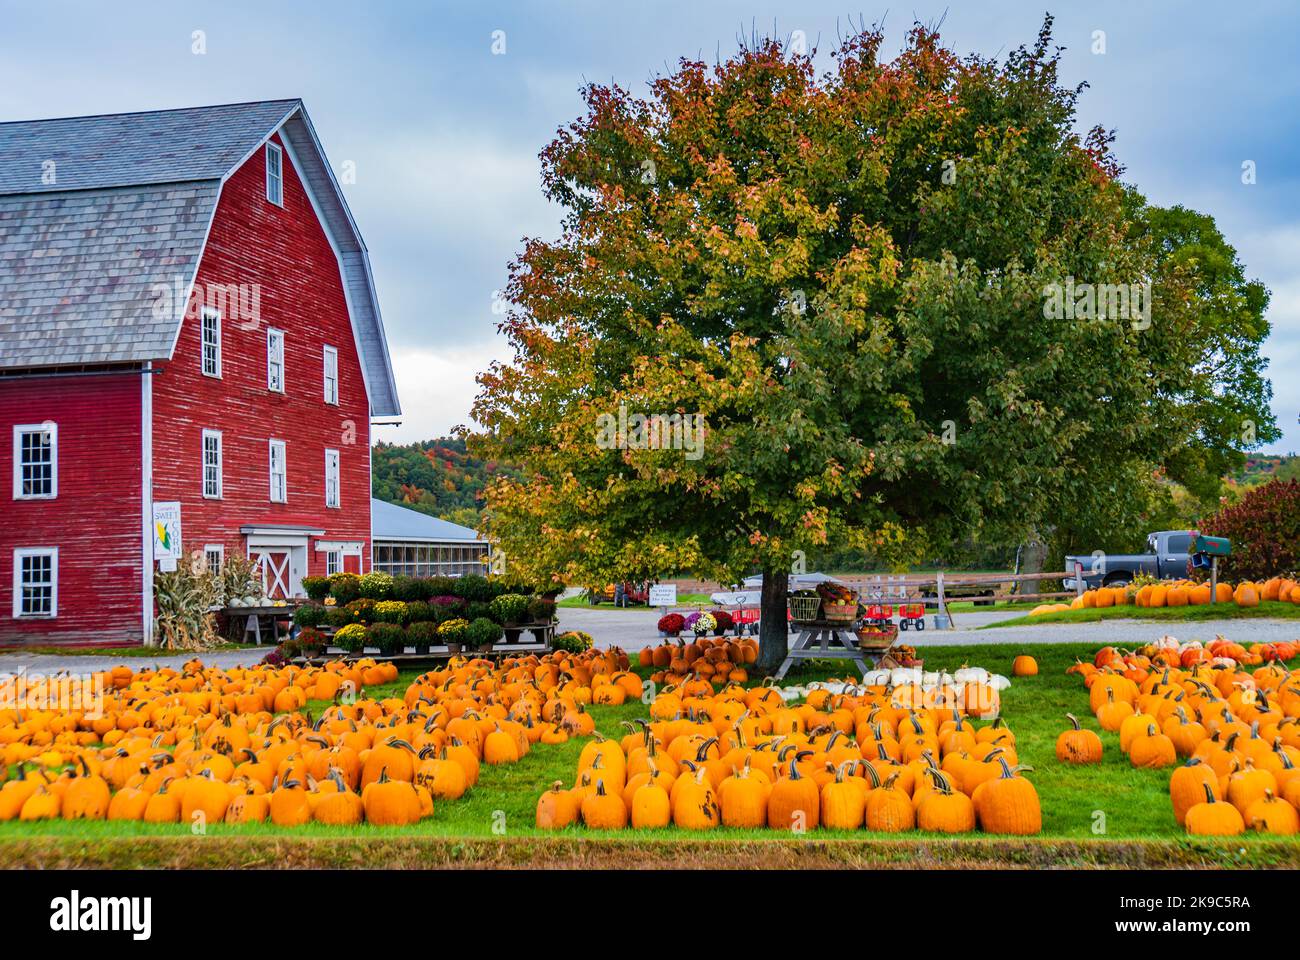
{"left": 242, "top": 527, "right": 319, "bottom": 599}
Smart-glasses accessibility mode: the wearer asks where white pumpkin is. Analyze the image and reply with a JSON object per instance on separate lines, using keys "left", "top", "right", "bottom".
{"left": 987, "top": 674, "right": 1012, "bottom": 691}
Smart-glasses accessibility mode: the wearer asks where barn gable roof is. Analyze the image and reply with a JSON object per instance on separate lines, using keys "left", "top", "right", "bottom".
{"left": 0, "top": 100, "right": 400, "bottom": 417}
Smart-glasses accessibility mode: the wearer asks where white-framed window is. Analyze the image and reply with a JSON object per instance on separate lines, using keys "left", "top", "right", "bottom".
{"left": 324, "top": 448, "right": 340, "bottom": 508}
{"left": 201, "top": 429, "right": 223, "bottom": 499}
{"left": 267, "top": 328, "right": 285, "bottom": 393}
{"left": 13, "top": 547, "right": 57, "bottom": 618}
{"left": 325, "top": 550, "right": 342, "bottom": 576}
{"left": 201, "top": 307, "right": 222, "bottom": 378}
{"left": 204, "top": 544, "right": 225, "bottom": 573}
{"left": 269, "top": 439, "right": 287, "bottom": 503}
{"left": 323, "top": 345, "right": 339, "bottom": 405}
{"left": 12, "top": 423, "right": 57, "bottom": 500}
{"left": 265, "top": 142, "right": 284, "bottom": 206}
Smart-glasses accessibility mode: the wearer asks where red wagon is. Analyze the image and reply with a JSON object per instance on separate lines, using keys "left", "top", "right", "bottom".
{"left": 863, "top": 603, "right": 893, "bottom": 627}
{"left": 897, "top": 602, "right": 926, "bottom": 630}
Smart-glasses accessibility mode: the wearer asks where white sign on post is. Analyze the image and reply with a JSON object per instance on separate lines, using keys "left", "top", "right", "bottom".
{"left": 152, "top": 501, "right": 183, "bottom": 567}
{"left": 648, "top": 583, "right": 677, "bottom": 608}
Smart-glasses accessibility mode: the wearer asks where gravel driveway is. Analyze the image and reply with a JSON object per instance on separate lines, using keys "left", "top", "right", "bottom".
{"left": 554, "top": 606, "right": 1299, "bottom": 652}
{"left": 3, "top": 608, "right": 1294, "bottom": 674}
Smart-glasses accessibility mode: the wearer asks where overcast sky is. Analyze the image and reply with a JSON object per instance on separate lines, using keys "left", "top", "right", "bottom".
{"left": 4, "top": 1, "right": 1297, "bottom": 452}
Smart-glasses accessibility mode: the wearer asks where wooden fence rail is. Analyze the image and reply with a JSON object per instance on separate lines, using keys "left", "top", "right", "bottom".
{"left": 839, "top": 569, "right": 1083, "bottom": 625}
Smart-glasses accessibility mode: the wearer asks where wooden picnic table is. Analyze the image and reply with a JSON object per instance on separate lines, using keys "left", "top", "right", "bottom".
{"left": 773, "top": 620, "right": 881, "bottom": 680}
{"left": 226, "top": 603, "right": 301, "bottom": 645}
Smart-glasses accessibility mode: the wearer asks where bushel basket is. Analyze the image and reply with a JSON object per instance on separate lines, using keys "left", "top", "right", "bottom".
{"left": 820, "top": 601, "right": 858, "bottom": 624}
{"left": 788, "top": 595, "right": 822, "bottom": 623}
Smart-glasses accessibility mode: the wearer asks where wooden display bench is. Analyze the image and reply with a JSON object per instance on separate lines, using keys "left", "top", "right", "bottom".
{"left": 228, "top": 603, "right": 301, "bottom": 645}
{"left": 502, "top": 622, "right": 557, "bottom": 646}
{"left": 773, "top": 620, "right": 881, "bottom": 680}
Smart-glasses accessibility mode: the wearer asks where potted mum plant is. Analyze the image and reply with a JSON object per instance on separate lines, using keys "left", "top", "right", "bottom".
{"left": 489, "top": 592, "right": 531, "bottom": 643}
{"left": 328, "top": 572, "right": 362, "bottom": 605}
{"left": 657, "top": 612, "right": 685, "bottom": 638}
{"left": 467, "top": 617, "right": 503, "bottom": 654}
{"left": 710, "top": 610, "right": 734, "bottom": 636}
{"left": 300, "top": 576, "right": 331, "bottom": 603}
{"left": 333, "top": 622, "right": 368, "bottom": 655}
{"left": 407, "top": 620, "right": 439, "bottom": 655}
{"left": 438, "top": 617, "right": 470, "bottom": 655}
{"left": 369, "top": 622, "right": 406, "bottom": 657}
{"left": 526, "top": 594, "right": 557, "bottom": 624}
{"left": 296, "top": 627, "right": 326, "bottom": 659}
{"left": 691, "top": 612, "right": 717, "bottom": 637}
{"left": 552, "top": 630, "right": 593, "bottom": 653}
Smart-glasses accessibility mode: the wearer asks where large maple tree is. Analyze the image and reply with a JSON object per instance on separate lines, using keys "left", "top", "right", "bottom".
{"left": 470, "top": 17, "right": 1277, "bottom": 670}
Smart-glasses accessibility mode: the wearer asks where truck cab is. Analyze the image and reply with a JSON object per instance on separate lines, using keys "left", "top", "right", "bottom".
{"left": 1063, "top": 530, "right": 1194, "bottom": 591}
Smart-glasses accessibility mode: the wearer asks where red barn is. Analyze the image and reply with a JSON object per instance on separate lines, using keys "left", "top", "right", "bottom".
{"left": 0, "top": 100, "right": 400, "bottom": 645}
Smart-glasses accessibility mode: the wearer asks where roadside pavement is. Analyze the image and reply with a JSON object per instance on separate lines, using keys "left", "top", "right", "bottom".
{"left": 2, "top": 608, "right": 1294, "bottom": 673}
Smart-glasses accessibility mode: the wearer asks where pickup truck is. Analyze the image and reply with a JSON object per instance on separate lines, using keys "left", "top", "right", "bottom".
{"left": 1064, "top": 530, "right": 1194, "bottom": 591}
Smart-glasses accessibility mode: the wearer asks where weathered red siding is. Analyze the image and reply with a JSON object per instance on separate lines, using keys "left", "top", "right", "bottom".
{"left": 151, "top": 132, "right": 371, "bottom": 577}
{"left": 0, "top": 373, "right": 144, "bottom": 644}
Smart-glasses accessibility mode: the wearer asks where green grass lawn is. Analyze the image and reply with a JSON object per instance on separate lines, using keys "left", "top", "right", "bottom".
{"left": 557, "top": 592, "right": 713, "bottom": 610}
{"left": 988, "top": 600, "right": 1300, "bottom": 629}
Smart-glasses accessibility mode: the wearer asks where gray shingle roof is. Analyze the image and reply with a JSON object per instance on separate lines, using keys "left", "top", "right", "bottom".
{"left": 0, "top": 100, "right": 300, "bottom": 195}
{"left": 371, "top": 498, "right": 484, "bottom": 543}
{"left": 0, "top": 182, "right": 218, "bottom": 366}
{"left": 0, "top": 100, "right": 399, "bottom": 416}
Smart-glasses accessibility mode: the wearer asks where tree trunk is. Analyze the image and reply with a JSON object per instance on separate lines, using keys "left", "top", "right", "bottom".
{"left": 1015, "top": 533, "right": 1047, "bottom": 596}
{"left": 755, "top": 569, "right": 790, "bottom": 675}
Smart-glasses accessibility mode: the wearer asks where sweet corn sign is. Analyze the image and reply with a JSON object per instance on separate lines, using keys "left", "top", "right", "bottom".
{"left": 151, "top": 501, "right": 182, "bottom": 571}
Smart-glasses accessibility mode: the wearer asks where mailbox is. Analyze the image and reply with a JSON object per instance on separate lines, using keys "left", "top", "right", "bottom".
{"left": 1190, "top": 535, "right": 1231, "bottom": 557}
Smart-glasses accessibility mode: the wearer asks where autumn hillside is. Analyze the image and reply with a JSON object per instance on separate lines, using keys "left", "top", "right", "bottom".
{"left": 371, "top": 438, "right": 518, "bottom": 527}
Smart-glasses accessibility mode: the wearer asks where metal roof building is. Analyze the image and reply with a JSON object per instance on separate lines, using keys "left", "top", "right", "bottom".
{"left": 370, "top": 498, "right": 488, "bottom": 577}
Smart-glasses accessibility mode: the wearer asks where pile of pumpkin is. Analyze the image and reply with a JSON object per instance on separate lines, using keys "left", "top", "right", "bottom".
{"left": 1060, "top": 643, "right": 1300, "bottom": 835}
{"left": 536, "top": 675, "right": 1039, "bottom": 834}
{"left": 637, "top": 636, "right": 759, "bottom": 687}
{"left": 0, "top": 648, "right": 624, "bottom": 826}
{"left": 1033, "top": 575, "right": 1300, "bottom": 617}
